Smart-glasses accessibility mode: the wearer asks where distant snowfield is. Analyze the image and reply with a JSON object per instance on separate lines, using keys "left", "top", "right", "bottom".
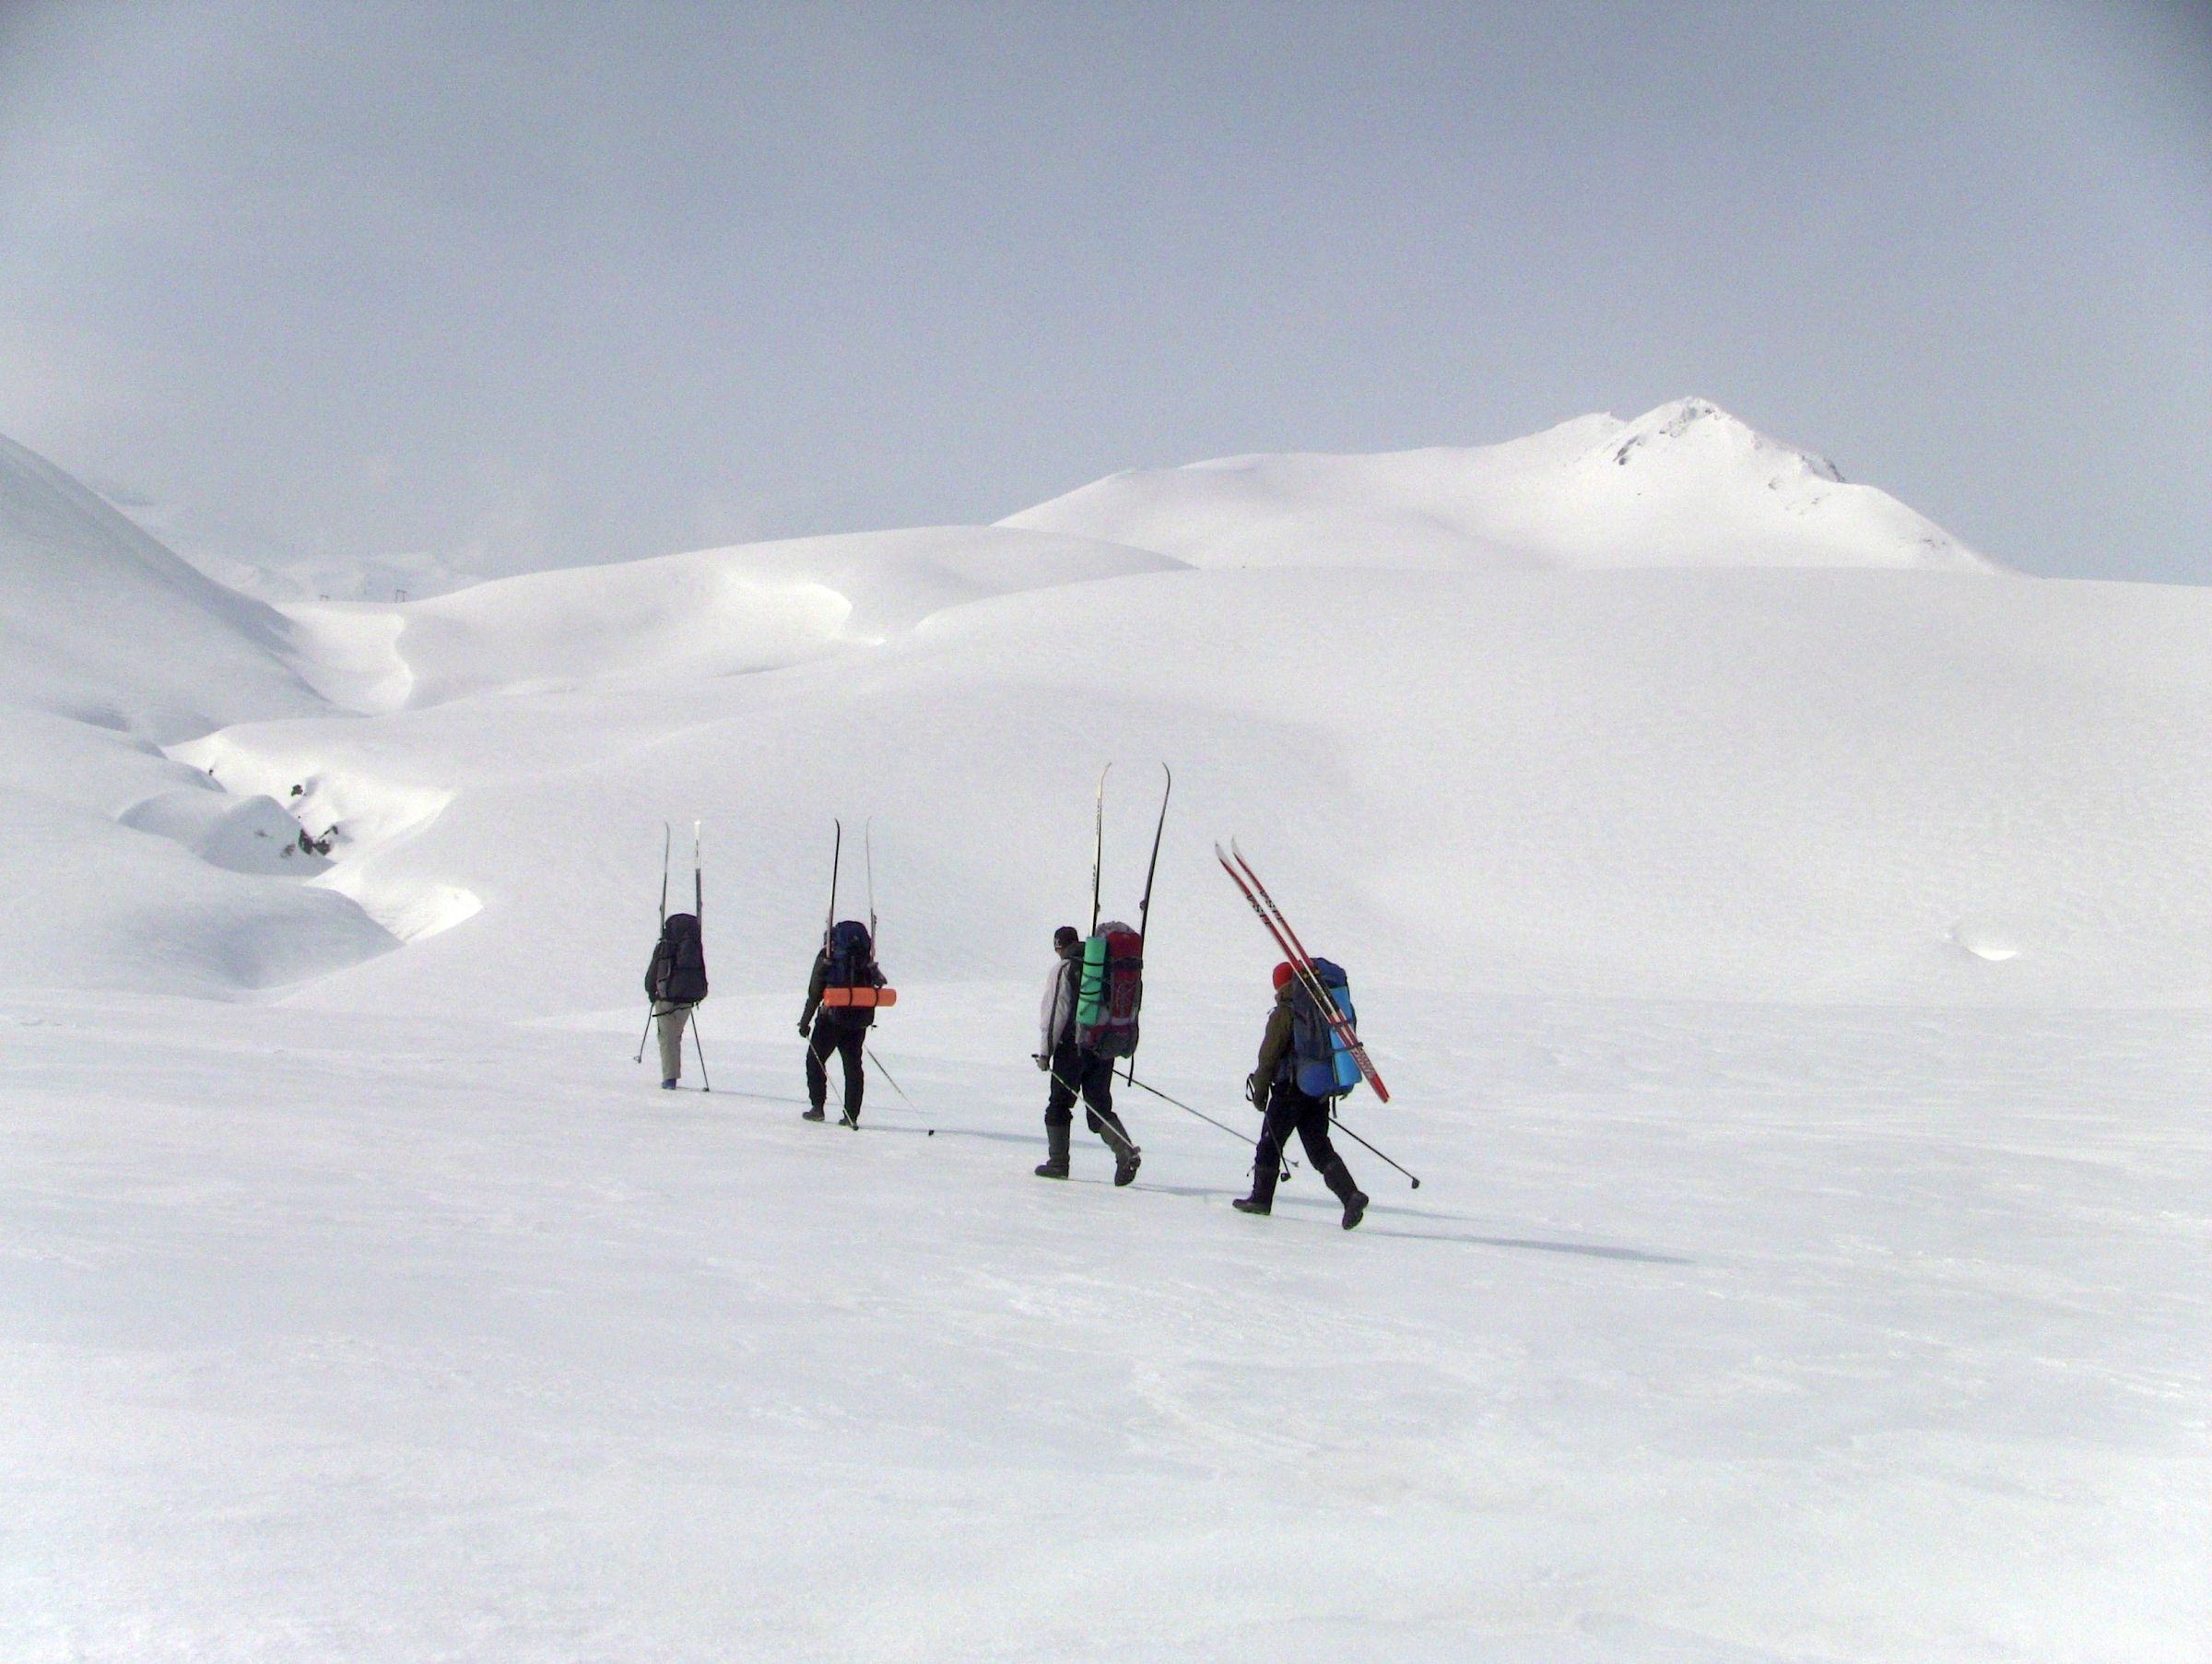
{"left": 5, "top": 407, "right": 2208, "bottom": 1660}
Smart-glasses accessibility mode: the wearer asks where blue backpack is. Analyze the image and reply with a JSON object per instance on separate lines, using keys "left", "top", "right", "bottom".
{"left": 827, "top": 920, "right": 875, "bottom": 989}
{"left": 1288, "top": 959, "right": 1359, "bottom": 1099}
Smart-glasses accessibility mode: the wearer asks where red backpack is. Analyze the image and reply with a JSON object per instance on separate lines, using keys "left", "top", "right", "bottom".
{"left": 1075, "top": 920, "right": 1143, "bottom": 1057}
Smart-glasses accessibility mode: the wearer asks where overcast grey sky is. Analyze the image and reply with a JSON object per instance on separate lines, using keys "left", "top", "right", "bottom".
{"left": 2, "top": 0, "right": 2207, "bottom": 581}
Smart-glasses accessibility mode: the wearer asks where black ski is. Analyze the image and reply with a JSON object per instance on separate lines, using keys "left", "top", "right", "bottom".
{"left": 1124, "top": 763, "right": 1171, "bottom": 1082}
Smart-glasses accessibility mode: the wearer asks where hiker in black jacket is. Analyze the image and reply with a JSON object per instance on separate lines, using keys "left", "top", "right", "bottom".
{"left": 1234, "top": 962, "right": 1368, "bottom": 1229}
{"left": 799, "top": 921, "right": 884, "bottom": 1127}
{"left": 643, "top": 913, "right": 708, "bottom": 1089}
{"left": 1031, "top": 925, "right": 1139, "bottom": 1185}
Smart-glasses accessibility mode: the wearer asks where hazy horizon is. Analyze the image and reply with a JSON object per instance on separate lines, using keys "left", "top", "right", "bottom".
{"left": 3, "top": 0, "right": 2207, "bottom": 583}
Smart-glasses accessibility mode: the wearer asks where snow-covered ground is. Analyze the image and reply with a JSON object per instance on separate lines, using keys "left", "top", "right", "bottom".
{"left": 4, "top": 405, "right": 2207, "bottom": 1660}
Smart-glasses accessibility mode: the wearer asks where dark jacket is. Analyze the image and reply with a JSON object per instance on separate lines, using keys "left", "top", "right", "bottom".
{"left": 1254, "top": 984, "right": 1298, "bottom": 1084}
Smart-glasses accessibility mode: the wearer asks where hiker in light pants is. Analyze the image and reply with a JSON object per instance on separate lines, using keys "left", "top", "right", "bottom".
{"left": 644, "top": 913, "right": 707, "bottom": 1088}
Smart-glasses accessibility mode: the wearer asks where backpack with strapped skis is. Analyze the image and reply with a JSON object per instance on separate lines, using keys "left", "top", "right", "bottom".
{"left": 1288, "top": 958, "right": 1359, "bottom": 1099}
{"left": 818, "top": 918, "right": 897, "bottom": 1010}
{"left": 1075, "top": 920, "right": 1143, "bottom": 1058}
{"left": 647, "top": 912, "right": 709, "bottom": 1005}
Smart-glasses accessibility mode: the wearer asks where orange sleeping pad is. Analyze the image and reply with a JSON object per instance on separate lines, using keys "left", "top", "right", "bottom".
{"left": 819, "top": 986, "right": 898, "bottom": 1009}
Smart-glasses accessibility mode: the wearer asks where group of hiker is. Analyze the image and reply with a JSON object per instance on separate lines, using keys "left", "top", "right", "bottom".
{"left": 639, "top": 797, "right": 1380, "bottom": 1228}
{"left": 641, "top": 905, "right": 1373, "bottom": 1231}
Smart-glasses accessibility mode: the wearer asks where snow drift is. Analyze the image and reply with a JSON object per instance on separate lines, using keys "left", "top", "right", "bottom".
{"left": 3, "top": 398, "right": 2203, "bottom": 1014}
{"left": 0, "top": 435, "right": 398, "bottom": 996}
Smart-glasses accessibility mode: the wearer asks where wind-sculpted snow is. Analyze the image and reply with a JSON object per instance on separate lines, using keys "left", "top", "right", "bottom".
{"left": 285, "top": 524, "right": 1188, "bottom": 714}
{"left": 6, "top": 419, "right": 2211, "bottom": 1659}
{"left": 0, "top": 437, "right": 406, "bottom": 994}
{"left": 6, "top": 413, "right": 2204, "bottom": 1008}
{"left": 228, "top": 560, "right": 2212, "bottom": 1018}
{"left": 1004, "top": 398, "right": 2002, "bottom": 573}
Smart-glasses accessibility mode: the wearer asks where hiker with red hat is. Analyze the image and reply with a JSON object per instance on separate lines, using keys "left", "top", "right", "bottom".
{"left": 1235, "top": 960, "right": 1369, "bottom": 1229}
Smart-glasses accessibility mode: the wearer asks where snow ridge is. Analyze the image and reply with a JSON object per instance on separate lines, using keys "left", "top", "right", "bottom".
{"left": 1003, "top": 397, "right": 1999, "bottom": 574}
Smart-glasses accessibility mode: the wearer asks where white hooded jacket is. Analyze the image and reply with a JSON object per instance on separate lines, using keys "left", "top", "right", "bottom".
{"left": 1038, "top": 949, "right": 1080, "bottom": 1056}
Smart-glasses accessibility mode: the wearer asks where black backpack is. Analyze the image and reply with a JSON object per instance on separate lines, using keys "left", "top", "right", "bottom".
{"left": 646, "top": 913, "right": 710, "bottom": 1004}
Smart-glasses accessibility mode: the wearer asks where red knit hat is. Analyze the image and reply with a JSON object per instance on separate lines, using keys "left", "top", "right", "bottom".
{"left": 1272, "top": 962, "right": 1295, "bottom": 991}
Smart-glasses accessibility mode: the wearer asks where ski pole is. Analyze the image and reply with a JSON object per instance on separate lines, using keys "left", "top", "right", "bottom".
{"left": 865, "top": 1045, "right": 935, "bottom": 1135}
{"left": 1330, "top": 1112, "right": 1418, "bottom": 1189}
{"left": 1123, "top": 1072, "right": 1263, "bottom": 1147}
{"left": 1121, "top": 1072, "right": 1291, "bottom": 1184}
{"left": 689, "top": 999, "right": 716, "bottom": 1092}
{"left": 633, "top": 1006, "right": 653, "bottom": 1065}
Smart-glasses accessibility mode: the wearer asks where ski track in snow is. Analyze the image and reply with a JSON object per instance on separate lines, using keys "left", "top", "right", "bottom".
{"left": 4, "top": 991, "right": 2207, "bottom": 1661}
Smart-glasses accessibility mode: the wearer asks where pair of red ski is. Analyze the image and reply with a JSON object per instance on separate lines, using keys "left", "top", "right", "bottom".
{"left": 1216, "top": 842, "right": 1391, "bottom": 1103}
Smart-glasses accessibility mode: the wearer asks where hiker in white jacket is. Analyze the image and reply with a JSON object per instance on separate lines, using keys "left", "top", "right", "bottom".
{"left": 1030, "top": 925, "right": 1138, "bottom": 1185}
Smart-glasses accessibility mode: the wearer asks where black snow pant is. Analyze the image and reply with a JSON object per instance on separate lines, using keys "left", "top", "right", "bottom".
{"left": 1044, "top": 1040, "right": 1133, "bottom": 1153}
{"left": 806, "top": 1017, "right": 868, "bottom": 1115}
{"left": 1248, "top": 1079, "right": 1345, "bottom": 1208}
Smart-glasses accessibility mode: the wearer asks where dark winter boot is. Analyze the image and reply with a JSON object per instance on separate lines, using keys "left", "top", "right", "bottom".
{"left": 1034, "top": 1119, "right": 1071, "bottom": 1179}
{"left": 840, "top": 1107, "right": 860, "bottom": 1129}
{"left": 1233, "top": 1149, "right": 1282, "bottom": 1216}
{"left": 803, "top": 1104, "right": 826, "bottom": 1122}
{"left": 1097, "top": 1117, "right": 1141, "bottom": 1186}
{"left": 1322, "top": 1159, "right": 1369, "bottom": 1231}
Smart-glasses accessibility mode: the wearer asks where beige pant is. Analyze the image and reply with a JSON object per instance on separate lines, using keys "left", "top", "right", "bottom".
{"left": 653, "top": 1000, "right": 695, "bottom": 1081}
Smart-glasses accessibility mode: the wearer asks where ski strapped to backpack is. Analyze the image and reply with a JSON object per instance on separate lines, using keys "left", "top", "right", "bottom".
{"left": 818, "top": 821, "right": 897, "bottom": 1009}
{"left": 1081, "top": 762, "right": 1171, "bottom": 1075}
{"left": 1287, "top": 956, "right": 1361, "bottom": 1099}
{"left": 1216, "top": 841, "right": 1390, "bottom": 1103}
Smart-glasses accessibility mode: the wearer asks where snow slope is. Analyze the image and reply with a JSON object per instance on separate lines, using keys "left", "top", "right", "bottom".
{"left": 4, "top": 409, "right": 2209, "bottom": 1660}
{"left": 193, "top": 554, "right": 2212, "bottom": 1018}
{"left": 1004, "top": 399, "right": 2000, "bottom": 573}
{"left": 0, "top": 434, "right": 312, "bottom": 736}
{"left": 0, "top": 436, "right": 400, "bottom": 996}
{"left": 93, "top": 479, "right": 486, "bottom": 605}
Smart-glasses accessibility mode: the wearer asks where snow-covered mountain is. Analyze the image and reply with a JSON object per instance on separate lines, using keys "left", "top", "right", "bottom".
{"left": 1005, "top": 398, "right": 2000, "bottom": 573}
{"left": 6, "top": 412, "right": 2209, "bottom": 1661}
{"left": 4, "top": 406, "right": 2206, "bottom": 1008}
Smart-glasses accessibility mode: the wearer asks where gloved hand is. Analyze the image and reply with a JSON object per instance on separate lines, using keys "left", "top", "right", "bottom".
{"left": 797, "top": 1018, "right": 812, "bottom": 1039}
{"left": 1245, "top": 1071, "right": 1265, "bottom": 1107}
{"left": 1032, "top": 1053, "right": 1051, "bottom": 1072}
